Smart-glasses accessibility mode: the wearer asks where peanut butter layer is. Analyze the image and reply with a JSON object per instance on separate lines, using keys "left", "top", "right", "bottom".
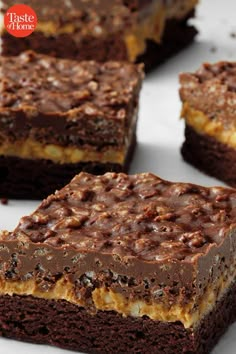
{"left": 124, "top": 1, "right": 165, "bottom": 62}
{"left": 181, "top": 102, "right": 236, "bottom": 149}
{"left": 92, "top": 267, "right": 236, "bottom": 328}
{"left": 0, "top": 263, "right": 235, "bottom": 329}
{"left": 0, "top": 138, "right": 126, "bottom": 164}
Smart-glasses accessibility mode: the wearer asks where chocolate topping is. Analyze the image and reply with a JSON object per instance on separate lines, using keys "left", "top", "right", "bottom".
{"left": 195, "top": 62, "right": 236, "bottom": 91}
{"left": 0, "top": 51, "right": 143, "bottom": 146}
{"left": 0, "top": 51, "right": 143, "bottom": 115}
{"left": 9, "top": 172, "right": 236, "bottom": 262}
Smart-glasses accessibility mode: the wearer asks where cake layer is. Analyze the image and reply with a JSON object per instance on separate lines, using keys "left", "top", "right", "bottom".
{"left": 0, "top": 1, "right": 198, "bottom": 68}
{"left": 182, "top": 125, "right": 236, "bottom": 188}
{"left": 0, "top": 280, "right": 235, "bottom": 354}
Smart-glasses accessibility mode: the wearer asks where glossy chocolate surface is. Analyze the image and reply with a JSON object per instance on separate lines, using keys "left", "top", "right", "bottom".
{"left": 13, "top": 172, "right": 236, "bottom": 261}
{"left": 1, "top": 51, "right": 143, "bottom": 114}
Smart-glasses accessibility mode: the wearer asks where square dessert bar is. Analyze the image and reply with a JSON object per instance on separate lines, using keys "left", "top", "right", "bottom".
{"left": 0, "top": 0, "right": 198, "bottom": 70}
{"left": 0, "top": 51, "right": 143, "bottom": 199}
{"left": 0, "top": 172, "right": 236, "bottom": 353}
{"left": 180, "top": 61, "right": 236, "bottom": 187}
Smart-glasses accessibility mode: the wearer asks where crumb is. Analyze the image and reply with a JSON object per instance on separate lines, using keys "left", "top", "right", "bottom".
{"left": 210, "top": 46, "right": 217, "bottom": 53}
{"left": 1, "top": 198, "right": 8, "bottom": 205}
{"left": 230, "top": 32, "right": 236, "bottom": 38}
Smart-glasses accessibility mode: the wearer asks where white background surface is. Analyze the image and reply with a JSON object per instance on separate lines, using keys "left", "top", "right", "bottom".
{"left": 0, "top": 0, "right": 236, "bottom": 353}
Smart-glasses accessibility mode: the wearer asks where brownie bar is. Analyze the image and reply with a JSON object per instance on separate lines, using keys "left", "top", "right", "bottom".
{"left": 0, "top": 51, "right": 143, "bottom": 199}
{"left": 180, "top": 61, "right": 236, "bottom": 186}
{"left": 0, "top": 172, "right": 236, "bottom": 353}
{"left": 0, "top": 1, "right": 198, "bottom": 70}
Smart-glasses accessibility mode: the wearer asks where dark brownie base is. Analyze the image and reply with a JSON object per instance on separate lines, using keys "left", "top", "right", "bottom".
{"left": 181, "top": 124, "right": 236, "bottom": 187}
{"left": 0, "top": 281, "right": 235, "bottom": 353}
{"left": 0, "top": 135, "right": 136, "bottom": 200}
{"left": 1, "top": 11, "right": 197, "bottom": 71}
{"left": 0, "top": 158, "right": 126, "bottom": 200}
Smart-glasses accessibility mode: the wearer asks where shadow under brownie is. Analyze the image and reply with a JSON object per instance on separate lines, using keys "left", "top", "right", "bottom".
{"left": 0, "top": 172, "right": 236, "bottom": 353}
{"left": 0, "top": 51, "right": 143, "bottom": 199}
{"left": 0, "top": 0, "right": 198, "bottom": 70}
{"left": 180, "top": 61, "right": 236, "bottom": 187}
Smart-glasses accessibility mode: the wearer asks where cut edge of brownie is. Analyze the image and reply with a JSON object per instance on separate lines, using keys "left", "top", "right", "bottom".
{"left": 0, "top": 132, "right": 136, "bottom": 199}
{"left": 0, "top": 279, "right": 235, "bottom": 354}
